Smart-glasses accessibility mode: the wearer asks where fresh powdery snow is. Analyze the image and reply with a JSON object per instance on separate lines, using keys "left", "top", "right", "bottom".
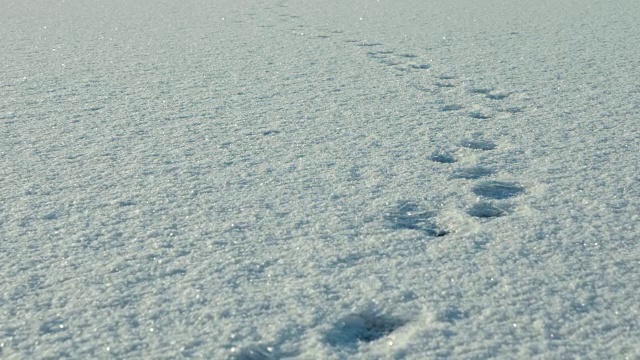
{"left": 1, "top": 0, "right": 639, "bottom": 358}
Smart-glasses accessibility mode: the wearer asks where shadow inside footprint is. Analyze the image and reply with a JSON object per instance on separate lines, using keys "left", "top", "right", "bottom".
{"left": 450, "top": 166, "right": 494, "bottom": 179}
{"left": 431, "top": 149, "right": 456, "bottom": 163}
{"left": 468, "top": 111, "right": 492, "bottom": 119}
{"left": 324, "top": 312, "right": 406, "bottom": 348}
{"left": 486, "top": 91, "right": 510, "bottom": 100}
{"left": 384, "top": 201, "right": 448, "bottom": 236}
{"left": 467, "top": 202, "right": 508, "bottom": 218}
{"left": 472, "top": 181, "right": 525, "bottom": 199}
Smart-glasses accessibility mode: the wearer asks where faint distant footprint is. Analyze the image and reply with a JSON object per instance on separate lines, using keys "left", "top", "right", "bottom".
{"left": 254, "top": 5, "right": 528, "bottom": 122}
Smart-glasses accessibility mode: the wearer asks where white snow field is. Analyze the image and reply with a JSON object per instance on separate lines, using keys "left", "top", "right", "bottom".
{"left": 1, "top": 0, "right": 639, "bottom": 358}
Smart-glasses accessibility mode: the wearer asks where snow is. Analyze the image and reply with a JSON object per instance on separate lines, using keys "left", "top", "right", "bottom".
{"left": 1, "top": 0, "right": 639, "bottom": 358}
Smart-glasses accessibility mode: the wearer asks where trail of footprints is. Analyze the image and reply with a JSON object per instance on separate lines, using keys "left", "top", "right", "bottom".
{"left": 333, "top": 39, "right": 524, "bottom": 119}
{"left": 258, "top": 1, "right": 527, "bottom": 120}
{"left": 431, "top": 137, "right": 526, "bottom": 221}
{"left": 256, "top": 2, "right": 530, "bottom": 232}
{"left": 232, "top": 311, "right": 408, "bottom": 359}
{"left": 383, "top": 133, "right": 527, "bottom": 240}
{"left": 231, "top": 3, "right": 530, "bottom": 357}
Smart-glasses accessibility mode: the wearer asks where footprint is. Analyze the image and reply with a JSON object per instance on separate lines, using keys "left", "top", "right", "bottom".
{"left": 450, "top": 166, "right": 494, "bottom": 180}
{"left": 485, "top": 90, "right": 510, "bottom": 100}
{"left": 396, "top": 53, "right": 418, "bottom": 59}
{"left": 435, "top": 81, "right": 456, "bottom": 88}
{"left": 472, "top": 180, "right": 525, "bottom": 199}
{"left": 409, "top": 64, "right": 431, "bottom": 70}
{"left": 355, "top": 41, "right": 383, "bottom": 47}
{"left": 467, "top": 108, "right": 493, "bottom": 119}
{"left": 324, "top": 311, "right": 407, "bottom": 348}
{"left": 384, "top": 201, "right": 448, "bottom": 237}
{"left": 430, "top": 149, "right": 457, "bottom": 163}
{"left": 466, "top": 202, "right": 509, "bottom": 218}
{"left": 502, "top": 106, "right": 523, "bottom": 114}
{"left": 436, "top": 74, "right": 457, "bottom": 80}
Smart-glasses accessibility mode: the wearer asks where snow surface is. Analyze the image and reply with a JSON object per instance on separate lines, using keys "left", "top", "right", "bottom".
{"left": 1, "top": 0, "right": 639, "bottom": 358}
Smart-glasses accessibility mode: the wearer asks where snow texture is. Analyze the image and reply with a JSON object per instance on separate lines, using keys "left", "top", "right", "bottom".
{"left": 1, "top": 0, "right": 639, "bottom": 358}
